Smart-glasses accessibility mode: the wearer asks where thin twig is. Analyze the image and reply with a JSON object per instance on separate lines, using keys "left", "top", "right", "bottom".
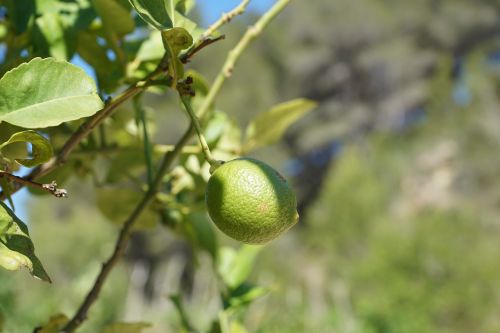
{"left": 180, "top": 35, "right": 225, "bottom": 64}
{"left": 180, "top": 0, "right": 250, "bottom": 62}
{"left": 179, "top": 95, "right": 220, "bottom": 168}
{"left": 133, "top": 94, "right": 154, "bottom": 186}
{"left": 58, "top": 1, "right": 292, "bottom": 327}
{"left": 60, "top": 125, "right": 194, "bottom": 333}
{"left": 0, "top": 70, "right": 160, "bottom": 201}
{"left": 201, "top": 0, "right": 251, "bottom": 41}
{"left": 26, "top": 1, "right": 289, "bottom": 331}
{"left": 0, "top": 0, "right": 272, "bottom": 201}
{"left": 0, "top": 172, "right": 67, "bottom": 198}
{"left": 0, "top": 40, "right": 212, "bottom": 201}
{"left": 197, "top": 0, "right": 292, "bottom": 121}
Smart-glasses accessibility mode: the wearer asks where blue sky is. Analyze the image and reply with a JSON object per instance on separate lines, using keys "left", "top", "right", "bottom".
{"left": 197, "top": 0, "right": 271, "bottom": 24}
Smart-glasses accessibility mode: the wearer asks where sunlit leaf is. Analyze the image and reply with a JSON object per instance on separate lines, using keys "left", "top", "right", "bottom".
{"left": 96, "top": 187, "right": 158, "bottom": 229}
{"left": 204, "top": 111, "right": 231, "bottom": 147}
{"left": 0, "top": 130, "right": 53, "bottom": 167}
{"left": 186, "top": 211, "right": 218, "bottom": 258}
{"left": 128, "top": 0, "right": 173, "bottom": 30}
{"left": 169, "top": 294, "right": 195, "bottom": 331}
{"left": 162, "top": 27, "right": 193, "bottom": 56}
{"left": 185, "top": 69, "right": 209, "bottom": 96}
{"left": 218, "top": 245, "right": 262, "bottom": 289}
{"left": 33, "top": 13, "right": 68, "bottom": 60}
{"left": 128, "top": 0, "right": 200, "bottom": 35}
{"left": 229, "top": 320, "right": 250, "bottom": 333}
{"left": 227, "top": 283, "right": 269, "bottom": 309}
{"left": 134, "top": 31, "right": 164, "bottom": 63}
{"left": 4, "top": 0, "right": 35, "bottom": 35}
{"left": 211, "top": 113, "right": 242, "bottom": 161}
{"left": 93, "top": 0, "right": 135, "bottom": 37}
{"left": 161, "top": 27, "right": 193, "bottom": 83}
{"left": 243, "top": 99, "right": 317, "bottom": 152}
{"left": 76, "top": 32, "right": 122, "bottom": 93}
{"left": 0, "top": 201, "right": 51, "bottom": 282}
{"left": 34, "top": 314, "right": 69, "bottom": 333}
{"left": 175, "top": 0, "right": 196, "bottom": 15}
{"left": 105, "top": 148, "right": 153, "bottom": 184}
{"left": 0, "top": 57, "right": 104, "bottom": 128}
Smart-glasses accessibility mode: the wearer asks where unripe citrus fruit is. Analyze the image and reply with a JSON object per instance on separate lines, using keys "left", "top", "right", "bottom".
{"left": 205, "top": 157, "right": 299, "bottom": 244}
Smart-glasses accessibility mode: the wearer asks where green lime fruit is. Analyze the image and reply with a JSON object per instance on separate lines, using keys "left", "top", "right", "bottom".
{"left": 205, "top": 157, "right": 299, "bottom": 244}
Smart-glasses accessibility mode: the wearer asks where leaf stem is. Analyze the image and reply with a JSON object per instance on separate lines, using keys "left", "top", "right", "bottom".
{"left": 196, "top": 0, "right": 291, "bottom": 121}
{"left": 202, "top": 0, "right": 251, "bottom": 39}
{"left": 133, "top": 94, "right": 154, "bottom": 187}
{"left": 179, "top": 95, "right": 220, "bottom": 168}
{"left": 180, "top": 0, "right": 251, "bottom": 63}
{"left": 0, "top": 0, "right": 290, "bottom": 201}
{"left": 0, "top": 172, "right": 67, "bottom": 198}
{"left": 0, "top": 51, "right": 172, "bottom": 201}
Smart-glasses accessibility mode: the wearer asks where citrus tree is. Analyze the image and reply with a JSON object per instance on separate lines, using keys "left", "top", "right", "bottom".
{"left": 0, "top": 0, "right": 316, "bottom": 331}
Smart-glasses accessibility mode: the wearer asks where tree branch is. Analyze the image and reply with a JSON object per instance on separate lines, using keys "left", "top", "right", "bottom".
{"left": 60, "top": 125, "right": 194, "bottom": 333}
{"left": 180, "top": 0, "right": 251, "bottom": 63}
{"left": 0, "top": 0, "right": 289, "bottom": 202}
{"left": 0, "top": 171, "right": 67, "bottom": 198}
{"left": 179, "top": 95, "right": 220, "bottom": 168}
{"left": 201, "top": 0, "right": 251, "bottom": 40}
{"left": 0, "top": 35, "right": 195, "bottom": 201}
{"left": 0, "top": 67, "right": 163, "bottom": 201}
{"left": 16, "top": 1, "right": 289, "bottom": 331}
{"left": 196, "top": 0, "right": 292, "bottom": 121}
{"left": 58, "top": 1, "right": 291, "bottom": 326}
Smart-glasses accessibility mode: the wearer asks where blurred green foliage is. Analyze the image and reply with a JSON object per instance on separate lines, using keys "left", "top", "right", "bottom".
{"left": 2, "top": 0, "right": 500, "bottom": 332}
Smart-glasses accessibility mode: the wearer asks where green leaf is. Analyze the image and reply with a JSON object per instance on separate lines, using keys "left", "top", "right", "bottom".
{"left": 96, "top": 187, "right": 158, "bottom": 229}
{"left": 134, "top": 31, "right": 164, "bottom": 63}
{"left": 34, "top": 314, "right": 69, "bottom": 333}
{"left": 161, "top": 27, "right": 193, "bottom": 84}
{"left": 169, "top": 294, "right": 195, "bottom": 331}
{"left": 4, "top": 0, "right": 36, "bottom": 35}
{"left": 227, "top": 283, "right": 269, "bottom": 309}
{"left": 92, "top": 0, "right": 135, "bottom": 37}
{"left": 172, "top": 12, "right": 201, "bottom": 41}
{"left": 0, "top": 130, "right": 53, "bottom": 167}
{"left": 128, "top": 0, "right": 197, "bottom": 30}
{"left": 100, "top": 322, "right": 151, "bottom": 333}
{"left": 186, "top": 211, "right": 218, "bottom": 259}
{"left": 0, "top": 201, "right": 51, "bottom": 282}
{"left": 0, "top": 306, "right": 4, "bottom": 332}
{"left": 162, "top": 27, "right": 193, "bottom": 56}
{"left": 34, "top": 13, "right": 68, "bottom": 60}
{"left": 76, "top": 32, "right": 122, "bottom": 93}
{"left": 105, "top": 148, "right": 155, "bottom": 184}
{"left": 175, "top": 0, "right": 196, "bottom": 15}
{"left": 217, "top": 245, "right": 262, "bottom": 289}
{"left": 128, "top": 0, "right": 173, "bottom": 30}
{"left": 204, "top": 111, "right": 231, "bottom": 147}
{"left": 0, "top": 57, "right": 104, "bottom": 128}
{"left": 0, "top": 177, "right": 15, "bottom": 210}
{"left": 229, "top": 321, "right": 250, "bottom": 333}
{"left": 185, "top": 69, "right": 209, "bottom": 96}
{"left": 243, "top": 99, "right": 317, "bottom": 152}
{"left": 211, "top": 113, "right": 242, "bottom": 161}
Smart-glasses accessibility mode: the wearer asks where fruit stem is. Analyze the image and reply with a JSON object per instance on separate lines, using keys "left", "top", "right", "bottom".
{"left": 179, "top": 95, "right": 222, "bottom": 171}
